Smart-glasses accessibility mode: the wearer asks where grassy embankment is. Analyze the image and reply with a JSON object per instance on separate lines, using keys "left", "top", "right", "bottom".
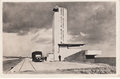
{"left": 3, "top": 57, "right": 24, "bottom": 73}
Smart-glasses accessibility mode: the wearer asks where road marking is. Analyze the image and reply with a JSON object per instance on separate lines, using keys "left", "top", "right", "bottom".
{"left": 29, "top": 61, "right": 37, "bottom": 72}
{"left": 18, "top": 59, "right": 25, "bottom": 71}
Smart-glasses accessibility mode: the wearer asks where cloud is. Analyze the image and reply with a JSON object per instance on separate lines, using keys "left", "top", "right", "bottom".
{"left": 3, "top": 33, "right": 33, "bottom": 56}
{"left": 80, "top": 32, "right": 88, "bottom": 37}
{"left": 3, "top": 31, "right": 52, "bottom": 57}
{"left": 67, "top": 2, "right": 116, "bottom": 45}
{"left": 3, "top": 2, "right": 115, "bottom": 36}
{"left": 30, "top": 29, "right": 52, "bottom": 44}
{"left": 3, "top": 2, "right": 116, "bottom": 57}
{"left": 3, "top": 2, "right": 54, "bottom": 35}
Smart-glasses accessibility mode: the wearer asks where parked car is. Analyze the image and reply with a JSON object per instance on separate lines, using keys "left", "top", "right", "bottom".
{"left": 32, "top": 51, "right": 44, "bottom": 62}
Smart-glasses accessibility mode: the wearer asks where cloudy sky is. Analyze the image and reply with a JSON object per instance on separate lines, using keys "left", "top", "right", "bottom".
{"left": 3, "top": 2, "right": 116, "bottom": 57}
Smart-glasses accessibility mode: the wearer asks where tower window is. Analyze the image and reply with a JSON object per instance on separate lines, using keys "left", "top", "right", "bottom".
{"left": 63, "top": 9, "right": 64, "bottom": 16}
{"left": 53, "top": 8, "right": 59, "bottom": 12}
{"left": 62, "top": 8, "right": 64, "bottom": 16}
{"left": 61, "top": 8, "right": 62, "bottom": 15}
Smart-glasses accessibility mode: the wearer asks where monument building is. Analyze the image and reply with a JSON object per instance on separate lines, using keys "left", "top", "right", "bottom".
{"left": 52, "top": 6, "right": 101, "bottom": 62}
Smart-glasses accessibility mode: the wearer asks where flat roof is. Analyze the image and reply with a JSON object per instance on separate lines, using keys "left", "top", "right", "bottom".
{"left": 58, "top": 44, "right": 85, "bottom": 47}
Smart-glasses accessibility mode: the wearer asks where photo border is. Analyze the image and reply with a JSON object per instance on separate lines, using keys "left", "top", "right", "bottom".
{"left": 0, "top": 0, "right": 120, "bottom": 78}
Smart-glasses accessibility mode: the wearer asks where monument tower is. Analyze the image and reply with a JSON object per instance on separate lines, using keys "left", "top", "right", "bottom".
{"left": 52, "top": 6, "right": 101, "bottom": 62}
{"left": 53, "top": 6, "right": 67, "bottom": 61}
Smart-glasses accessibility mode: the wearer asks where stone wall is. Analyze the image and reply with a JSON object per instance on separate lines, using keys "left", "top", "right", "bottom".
{"left": 64, "top": 50, "right": 95, "bottom": 63}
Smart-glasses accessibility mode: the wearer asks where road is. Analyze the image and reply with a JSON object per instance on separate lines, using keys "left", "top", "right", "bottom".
{"left": 7, "top": 58, "right": 101, "bottom": 74}
{"left": 6, "top": 58, "right": 116, "bottom": 74}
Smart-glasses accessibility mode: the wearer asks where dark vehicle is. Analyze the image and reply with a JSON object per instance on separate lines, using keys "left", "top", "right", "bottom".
{"left": 32, "top": 51, "right": 44, "bottom": 62}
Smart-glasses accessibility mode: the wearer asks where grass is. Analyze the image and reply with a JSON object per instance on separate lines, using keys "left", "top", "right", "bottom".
{"left": 58, "top": 64, "right": 116, "bottom": 74}
{"left": 3, "top": 58, "right": 24, "bottom": 73}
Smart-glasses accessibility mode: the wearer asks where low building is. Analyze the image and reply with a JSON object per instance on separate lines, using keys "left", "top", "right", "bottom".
{"left": 47, "top": 53, "right": 54, "bottom": 62}
{"left": 64, "top": 50, "right": 102, "bottom": 63}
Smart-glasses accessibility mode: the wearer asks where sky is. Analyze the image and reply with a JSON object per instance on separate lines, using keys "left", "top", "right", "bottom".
{"left": 3, "top": 2, "right": 116, "bottom": 57}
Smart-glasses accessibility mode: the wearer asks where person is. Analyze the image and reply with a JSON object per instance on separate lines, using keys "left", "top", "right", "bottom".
{"left": 44, "top": 56, "right": 47, "bottom": 61}
{"left": 58, "top": 55, "right": 61, "bottom": 61}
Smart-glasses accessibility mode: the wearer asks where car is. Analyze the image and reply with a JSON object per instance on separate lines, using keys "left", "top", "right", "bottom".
{"left": 32, "top": 51, "right": 44, "bottom": 62}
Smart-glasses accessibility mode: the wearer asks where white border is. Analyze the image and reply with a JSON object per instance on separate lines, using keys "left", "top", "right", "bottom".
{"left": 0, "top": 0, "right": 120, "bottom": 78}
{"left": 1, "top": 0, "right": 118, "bottom": 2}
{"left": 116, "top": 0, "right": 120, "bottom": 76}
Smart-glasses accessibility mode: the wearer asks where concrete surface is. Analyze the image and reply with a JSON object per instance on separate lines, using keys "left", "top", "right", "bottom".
{"left": 7, "top": 58, "right": 108, "bottom": 74}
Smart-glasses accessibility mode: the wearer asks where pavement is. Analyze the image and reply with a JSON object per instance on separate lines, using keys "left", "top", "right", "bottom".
{"left": 3, "top": 58, "right": 20, "bottom": 62}
{"left": 7, "top": 58, "right": 105, "bottom": 74}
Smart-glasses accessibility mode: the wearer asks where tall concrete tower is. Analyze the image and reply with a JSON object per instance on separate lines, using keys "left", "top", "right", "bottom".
{"left": 53, "top": 6, "right": 67, "bottom": 61}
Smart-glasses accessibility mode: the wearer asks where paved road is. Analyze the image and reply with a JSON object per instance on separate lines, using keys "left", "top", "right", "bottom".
{"left": 7, "top": 58, "right": 107, "bottom": 74}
